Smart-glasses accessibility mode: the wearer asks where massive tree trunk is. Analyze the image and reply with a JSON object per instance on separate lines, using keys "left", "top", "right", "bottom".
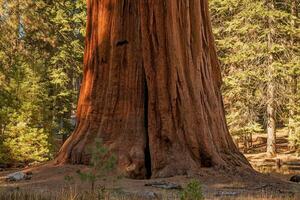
{"left": 56, "top": 0, "right": 250, "bottom": 178}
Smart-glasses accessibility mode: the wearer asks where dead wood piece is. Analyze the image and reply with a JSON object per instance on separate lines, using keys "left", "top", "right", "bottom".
{"left": 145, "top": 181, "right": 182, "bottom": 190}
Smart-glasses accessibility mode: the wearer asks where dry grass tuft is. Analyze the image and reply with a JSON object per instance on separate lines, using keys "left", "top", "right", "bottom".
{"left": 0, "top": 187, "right": 298, "bottom": 200}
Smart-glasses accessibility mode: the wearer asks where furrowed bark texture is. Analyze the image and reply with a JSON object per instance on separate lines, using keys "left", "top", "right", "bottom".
{"left": 56, "top": 0, "right": 250, "bottom": 179}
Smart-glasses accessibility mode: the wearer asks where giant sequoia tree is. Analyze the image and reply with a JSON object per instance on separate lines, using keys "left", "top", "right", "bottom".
{"left": 56, "top": 0, "right": 250, "bottom": 178}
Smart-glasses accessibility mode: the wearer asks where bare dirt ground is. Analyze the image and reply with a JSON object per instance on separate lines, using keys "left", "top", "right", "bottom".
{"left": 0, "top": 130, "right": 299, "bottom": 199}
{"left": 0, "top": 160, "right": 299, "bottom": 199}
{"left": 244, "top": 130, "right": 300, "bottom": 176}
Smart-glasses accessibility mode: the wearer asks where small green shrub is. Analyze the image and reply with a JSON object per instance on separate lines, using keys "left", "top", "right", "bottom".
{"left": 76, "top": 138, "right": 116, "bottom": 192}
{"left": 180, "top": 179, "right": 204, "bottom": 200}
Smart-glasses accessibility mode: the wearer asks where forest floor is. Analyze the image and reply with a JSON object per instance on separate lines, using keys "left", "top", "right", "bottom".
{"left": 0, "top": 130, "right": 299, "bottom": 199}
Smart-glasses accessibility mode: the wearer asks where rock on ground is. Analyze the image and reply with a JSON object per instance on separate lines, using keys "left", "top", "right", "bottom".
{"left": 6, "top": 171, "right": 32, "bottom": 182}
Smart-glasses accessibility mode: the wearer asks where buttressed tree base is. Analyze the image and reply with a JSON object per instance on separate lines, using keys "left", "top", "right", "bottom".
{"left": 56, "top": 0, "right": 251, "bottom": 179}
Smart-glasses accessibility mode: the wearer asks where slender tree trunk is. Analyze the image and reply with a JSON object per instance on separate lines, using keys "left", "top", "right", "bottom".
{"left": 266, "top": 0, "right": 276, "bottom": 157}
{"left": 267, "top": 83, "right": 276, "bottom": 157}
{"left": 288, "top": 0, "right": 298, "bottom": 149}
{"left": 56, "top": 0, "right": 250, "bottom": 178}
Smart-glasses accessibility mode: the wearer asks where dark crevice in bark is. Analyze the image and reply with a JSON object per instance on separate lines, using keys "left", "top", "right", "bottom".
{"left": 144, "top": 78, "right": 152, "bottom": 179}
{"left": 116, "top": 39, "right": 129, "bottom": 47}
{"left": 200, "top": 150, "right": 212, "bottom": 167}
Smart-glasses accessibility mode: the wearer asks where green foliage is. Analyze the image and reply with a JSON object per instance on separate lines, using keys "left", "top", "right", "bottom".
{"left": 210, "top": 0, "right": 300, "bottom": 147}
{"left": 289, "top": 116, "right": 300, "bottom": 151}
{"left": 180, "top": 179, "right": 204, "bottom": 200}
{"left": 88, "top": 139, "right": 117, "bottom": 173}
{"left": 64, "top": 175, "right": 74, "bottom": 184}
{"left": 63, "top": 139, "right": 116, "bottom": 198}
{"left": 4, "top": 122, "right": 49, "bottom": 162}
{"left": 0, "top": 0, "right": 86, "bottom": 164}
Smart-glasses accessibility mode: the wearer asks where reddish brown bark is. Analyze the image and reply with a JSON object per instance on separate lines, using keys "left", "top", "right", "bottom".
{"left": 56, "top": 0, "right": 251, "bottom": 179}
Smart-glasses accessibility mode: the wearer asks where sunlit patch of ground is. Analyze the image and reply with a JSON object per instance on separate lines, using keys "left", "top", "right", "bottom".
{"left": 244, "top": 129, "right": 300, "bottom": 179}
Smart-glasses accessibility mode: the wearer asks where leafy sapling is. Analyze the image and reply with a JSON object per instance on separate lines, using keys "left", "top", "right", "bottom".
{"left": 180, "top": 179, "right": 204, "bottom": 200}
{"left": 76, "top": 138, "right": 116, "bottom": 192}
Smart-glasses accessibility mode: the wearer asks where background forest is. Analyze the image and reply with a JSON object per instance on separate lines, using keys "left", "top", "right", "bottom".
{"left": 0, "top": 0, "right": 299, "bottom": 165}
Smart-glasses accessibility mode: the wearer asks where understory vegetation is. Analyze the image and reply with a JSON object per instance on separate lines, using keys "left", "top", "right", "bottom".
{"left": 0, "top": 0, "right": 299, "bottom": 164}
{"left": 210, "top": 0, "right": 299, "bottom": 153}
{"left": 0, "top": 0, "right": 86, "bottom": 164}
